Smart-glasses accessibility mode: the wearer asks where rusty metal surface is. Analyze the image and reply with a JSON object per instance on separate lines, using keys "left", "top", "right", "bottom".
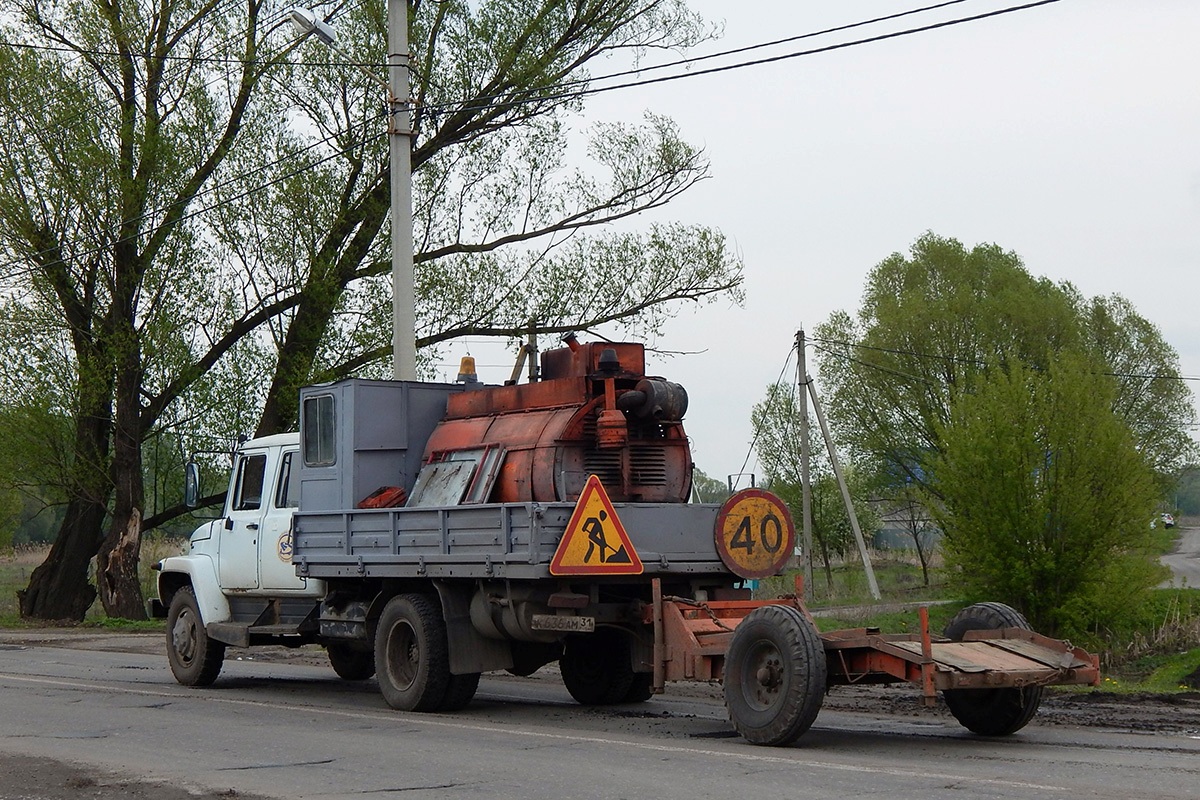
{"left": 424, "top": 340, "right": 692, "bottom": 504}
{"left": 824, "top": 635, "right": 1100, "bottom": 690}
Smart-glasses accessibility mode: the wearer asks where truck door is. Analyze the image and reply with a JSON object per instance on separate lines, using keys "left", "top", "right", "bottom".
{"left": 218, "top": 450, "right": 268, "bottom": 590}
{"left": 259, "top": 448, "right": 307, "bottom": 592}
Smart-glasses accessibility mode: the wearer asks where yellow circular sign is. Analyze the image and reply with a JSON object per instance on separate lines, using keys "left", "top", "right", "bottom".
{"left": 714, "top": 489, "right": 796, "bottom": 579}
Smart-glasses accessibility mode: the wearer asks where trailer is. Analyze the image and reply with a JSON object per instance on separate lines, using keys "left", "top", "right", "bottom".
{"left": 153, "top": 336, "right": 1099, "bottom": 746}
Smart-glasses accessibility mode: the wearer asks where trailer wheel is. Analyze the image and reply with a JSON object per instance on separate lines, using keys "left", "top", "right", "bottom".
{"left": 724, "top": 605, "right": 826, "bottom": 746}
{"left": 166, "top": 586, "right": 225, "bottom": 686}
{"left": 374, "top": 594, "right": 450, "bottom": 712}
{"left": 942, "top": 602, "right": 1043, "bottom": 736}
{"left": 560, "top": 628, "right": 636, "bottom": 705}
{"left": 439, "top": 672, "right": 481, "bottom": 712}
{"left": 327, "top": 644, "right": 375, "bottom": 681}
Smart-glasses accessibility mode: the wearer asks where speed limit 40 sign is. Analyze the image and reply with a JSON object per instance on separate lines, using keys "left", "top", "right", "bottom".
{"left": 714, "top": 489, "right": 796, "bottom": 579}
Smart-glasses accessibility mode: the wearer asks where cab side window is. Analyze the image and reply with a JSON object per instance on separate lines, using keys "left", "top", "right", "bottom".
{"left": 275, "top": 451, "right": 300, "bottom": 509}
{"left": 233, "top": 454, "right": 267, "bottom": 511}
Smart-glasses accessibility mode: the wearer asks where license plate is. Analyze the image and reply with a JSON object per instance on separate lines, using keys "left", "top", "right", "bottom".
{"left": 530, "top": 614, "right": 595, "bottom": 633}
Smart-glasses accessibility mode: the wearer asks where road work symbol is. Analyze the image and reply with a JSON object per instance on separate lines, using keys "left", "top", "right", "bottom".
{"left": 550, "top": 475, "right": 642, "bottom": 576}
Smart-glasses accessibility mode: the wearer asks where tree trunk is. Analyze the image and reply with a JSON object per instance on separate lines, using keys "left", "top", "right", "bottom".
{"left": 18, "top": 495, "right": 104, "bottom": 619}
{"left": 19, "top": 387, "right": 112, "bottom": 622}
{"left": 97, "top": 506, "right": 146, "bottom": 619}
{"left": 97, "top": 326, "right": 148, "bottom": 620}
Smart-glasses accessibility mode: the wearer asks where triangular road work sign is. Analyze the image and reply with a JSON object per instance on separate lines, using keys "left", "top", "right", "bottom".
{"left": 550, "top": 475, "right": 643, "bottom": 575}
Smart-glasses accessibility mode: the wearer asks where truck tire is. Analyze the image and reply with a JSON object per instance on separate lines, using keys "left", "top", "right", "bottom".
{"left": 374, "top": 594, "right": 450, "bottom": 712}
{"left": 560, "top": 628, "right": 636, "bottom": 705}
{"left": 724, "top": 604, "right": 826, "bottom": 747}
{"left": 623, "top": 672, "right": 654, "bottom": 703}
{"left": 166, "top": 586, "right": 225, "bottom": 686}
{"left": 327, "top": 644, "right": 375, "bottom": 681}
{"left": 439, "top": 672, "right": 481, "bottom": 712}
{"left": 942, "top": 602, "right": 1042, "bottom": 736}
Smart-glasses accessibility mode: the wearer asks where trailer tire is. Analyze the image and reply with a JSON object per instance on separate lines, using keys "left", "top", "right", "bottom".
{"left": 724, "top": 605, "right": 826, "bottom": 747}
{"left": 375, "top": 594, "right": 450, "bottom": 712}
{"left": 942, "top": 602, "right": 1043, "bottom": 736}
{"left": 328, "top": 644, "right": 375, "bottom": 681}
{"left": 560, "top": 629, "right": 636, "bottom": 705}
{"left": 439, "top": 672, "right": 481, "bottom": 712}
{"left": 166, "top": 586, "right": 225, "bottom": 687}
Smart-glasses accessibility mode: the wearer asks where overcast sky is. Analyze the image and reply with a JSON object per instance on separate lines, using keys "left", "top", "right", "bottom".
{"left": 461, "top": 0, "right": 1200, "bottom": 486}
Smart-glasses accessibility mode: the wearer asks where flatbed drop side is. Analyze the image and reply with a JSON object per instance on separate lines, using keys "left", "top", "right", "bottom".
{"left": 152, "top": 338, "right": 1099, "bottom": 746}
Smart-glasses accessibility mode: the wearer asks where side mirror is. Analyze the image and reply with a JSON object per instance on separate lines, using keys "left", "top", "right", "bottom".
{"left": 184, "top": 461, "right": 201, "bottom": 508}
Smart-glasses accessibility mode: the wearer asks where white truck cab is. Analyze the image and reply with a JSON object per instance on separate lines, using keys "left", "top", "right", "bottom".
{"left": 152, "top": 433, "right": 332, "bottom": 685}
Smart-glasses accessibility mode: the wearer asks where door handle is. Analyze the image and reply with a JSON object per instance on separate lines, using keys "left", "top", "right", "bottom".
{"left": 247, "top": 523, "right": 259, "bottom": 530}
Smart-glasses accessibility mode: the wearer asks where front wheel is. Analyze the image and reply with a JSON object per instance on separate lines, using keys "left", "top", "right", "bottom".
{"left": 942, "top": 602, "right": 1043, "bottom": 735}
{"left": 724, "top": 605, "right": 826, "bottom": 746}
{"left": 166, "top": 586, "right": 225, "bottom": 686}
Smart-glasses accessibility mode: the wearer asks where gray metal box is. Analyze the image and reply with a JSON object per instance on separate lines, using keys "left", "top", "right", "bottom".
{"left": 298, "top": 379, "right": 460, "bottom": 513}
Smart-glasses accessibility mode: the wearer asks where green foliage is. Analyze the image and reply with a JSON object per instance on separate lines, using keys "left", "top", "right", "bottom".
{"left": 934, "top": 356, "right": 1163, "bottom": 637}
{"left": 813, "top": 233, "right": 1195, "bottom": 494}
{"left": 811, "top": 602, "right": 962, "bottom": 638}
{"left": 0, "top": 0, "right": 744, "bottom": 619}
{"left": 1173, "top": 467, "right": 1200, "bottom": 516}
{"left": 1141, "top": 649, "right": 1200, "bottom": 691}
{"left": 690, "top": 468, "right": 731, "bottom": 503}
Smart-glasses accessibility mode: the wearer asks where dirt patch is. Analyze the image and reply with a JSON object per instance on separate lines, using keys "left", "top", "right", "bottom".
{"left": 821, "top": 683, "right": 1200, "bottom": 735}
{"left": 0, "top": 753, "right": 268, "bottom": 800}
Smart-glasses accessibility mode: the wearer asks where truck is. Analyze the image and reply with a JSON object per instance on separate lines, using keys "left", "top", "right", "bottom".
{"left": 151, "top": 336, "right": 1100, "bottom": 746}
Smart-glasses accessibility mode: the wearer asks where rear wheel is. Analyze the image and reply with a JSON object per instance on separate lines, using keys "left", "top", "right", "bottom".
{"left": 942, "top": 602, "right": 1043, "bottom": 736}
{"left": 166, "top": 587, "right": 225, "bottom": 687}
{"left": 374, "top": 594, "right": 450, "bottom": 712}
{"left": 724, "top": 605, "right": 826, "bottom": 747}
{"left": 327, "top": 643, "right": 375, "bottom": 681}
{"left": 560, "top": 628, "right": 636, "bottom": 705}
{"left": 623, "top": 672, "right": 654, "bottom": 703}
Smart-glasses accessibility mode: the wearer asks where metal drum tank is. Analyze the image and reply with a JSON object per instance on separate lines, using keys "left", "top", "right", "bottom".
{"left": 422, "top": 338, "right": 692, "bottom": 504}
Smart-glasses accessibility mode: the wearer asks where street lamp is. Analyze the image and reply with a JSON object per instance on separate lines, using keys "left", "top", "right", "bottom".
{"left": 290, "top": 3, "right": 417, "bottom": 381}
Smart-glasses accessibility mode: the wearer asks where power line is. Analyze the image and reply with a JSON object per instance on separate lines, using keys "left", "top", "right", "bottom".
{"left": 415, "top": 0, "right": 1065, "bottom": 118}
{"left": 2, "top": 0, "right": 979, "bottom": 81}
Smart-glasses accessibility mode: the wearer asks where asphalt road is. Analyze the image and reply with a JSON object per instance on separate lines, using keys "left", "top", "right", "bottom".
{"left": 0, "top": 638, "right": 1197, "bottom": 800}
{"left": 1161, "top": 524, "right": 1200, "bottom": 588}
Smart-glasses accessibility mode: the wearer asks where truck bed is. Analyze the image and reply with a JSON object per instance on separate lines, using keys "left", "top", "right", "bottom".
{"left": 292, "top": 502, "right": 732, "bottom": 581}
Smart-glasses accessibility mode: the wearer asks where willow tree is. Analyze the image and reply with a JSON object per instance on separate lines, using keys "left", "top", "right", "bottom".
{"left": 934, "top": 356, "right": 1163, "bottom": 636}
{"left": 813, "top": 233, "right": 1194, "bottom": 497}
{"left": 0, "top": 0, "right": 742, "bottom": 620}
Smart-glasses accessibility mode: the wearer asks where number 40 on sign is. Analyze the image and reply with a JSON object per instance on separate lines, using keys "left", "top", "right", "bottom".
{"left": 714, "top": 489, "right": 796, "bottom": 580}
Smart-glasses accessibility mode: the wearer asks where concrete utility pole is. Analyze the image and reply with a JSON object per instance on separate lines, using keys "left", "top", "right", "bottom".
{"left": 796, "top": 329, "right": 814, "bottom": 599}
{"left": 806, "top": 373, "right": 881, "bottom": 600}
{"left": 388, "top": 0, "right": 417, "bottom": 380}
{"left": 796, "top": 328, "right": 880, "bottom": 601}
